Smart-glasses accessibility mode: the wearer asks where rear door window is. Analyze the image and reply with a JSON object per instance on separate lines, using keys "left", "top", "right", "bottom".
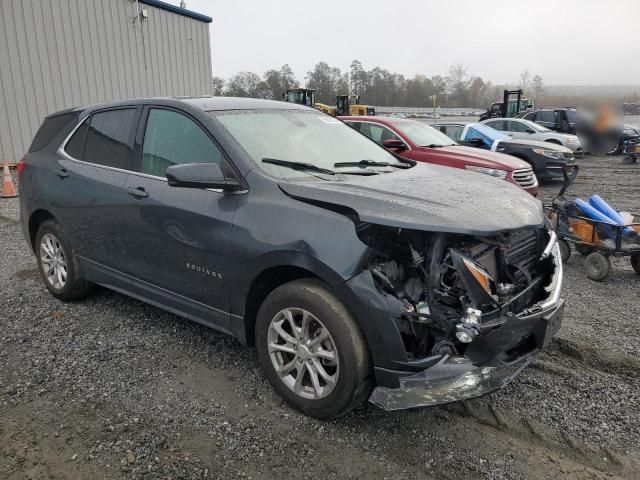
{"left": 537, "top": 111, "right": 557, "bottom": 124}
{"left": 83, "top": 109, "right": 138, "bottom": 170}
{"left": 507, "top": 121, "right": 529, "bottom": 132}
{"left": 141, "top": 109, "right": 223, "bottom": 177}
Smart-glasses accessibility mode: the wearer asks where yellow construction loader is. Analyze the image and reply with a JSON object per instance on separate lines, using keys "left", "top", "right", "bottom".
{"left": 284, "top": 89, "right": 375, "bottom": 116}
{"left": 336, "top": 95, "right": 376, "bottom": 116}
{"left": 284, "top": 88, "right": 336, "bottom": 115}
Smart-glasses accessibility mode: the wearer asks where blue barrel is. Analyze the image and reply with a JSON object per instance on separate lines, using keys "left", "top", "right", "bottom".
{"left": 575, "top": 198, "right": 617, "bottom": 224}
{"left": 588, "top": 195, "right": 636, "bottom": 236}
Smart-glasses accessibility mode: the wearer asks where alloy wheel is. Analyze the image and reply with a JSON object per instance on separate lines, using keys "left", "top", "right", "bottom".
{"left": 39, "top": 233, "right": 67, "bottom": 289}
{"left": 267, "top": 307, "right": 339, "bottom": 400}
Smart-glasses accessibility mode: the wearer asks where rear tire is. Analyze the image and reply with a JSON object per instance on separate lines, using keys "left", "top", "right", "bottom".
{"left": 584, "top": 252, "right": 611, "bottom": 282}
{"left": 255, "top": 279, "right": 372, "bottom": 419}
{"left": 35, "top": 220, "right": 93, "bottom": 301}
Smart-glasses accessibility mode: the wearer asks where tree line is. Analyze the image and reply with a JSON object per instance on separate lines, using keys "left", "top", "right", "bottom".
{"left": 212, "top": 61, "right": 546, "bottom": 109}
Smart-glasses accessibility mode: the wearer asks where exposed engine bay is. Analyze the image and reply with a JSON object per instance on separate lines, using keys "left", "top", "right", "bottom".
{"left": 357, "top": 223, "right": 559, "bottom": 363}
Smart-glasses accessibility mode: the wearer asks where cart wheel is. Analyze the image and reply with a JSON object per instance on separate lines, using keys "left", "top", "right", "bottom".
{"left": 575, "top": 244, "right": 594, "bottom": 256}
{"left": 584, "top": 252, "right": 611, "bottom": 281}
{"left": 622, "top": 156, "right": 637, "bottom": 165}
{"left": 558, "top": 239, "right": 571, "bottom": 263}
{"left": 631, "top": 254, "right": 640, "bottom": 276}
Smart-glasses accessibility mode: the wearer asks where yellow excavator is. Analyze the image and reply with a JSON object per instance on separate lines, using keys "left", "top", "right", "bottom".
{"left": 284, "top": 89, "right": 375, "bottom": 116}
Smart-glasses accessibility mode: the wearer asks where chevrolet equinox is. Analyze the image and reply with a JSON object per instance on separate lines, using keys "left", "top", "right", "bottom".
{"left": 19, "top": 97, "right": 564, "bottom": 419}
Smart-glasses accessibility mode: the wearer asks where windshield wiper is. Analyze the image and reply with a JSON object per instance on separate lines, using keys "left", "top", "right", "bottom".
{"left": 333, "top": 159, "right": 410, "bottom": 169}
{"left": 262, "top": 158, "right": 336, "bottom": 175}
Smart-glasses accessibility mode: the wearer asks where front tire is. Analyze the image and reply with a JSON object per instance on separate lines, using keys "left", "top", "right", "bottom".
{"left": 35, "top": 219, "right": 92, "bottom": 301}
{"left": 584, "top": 252, "right": 611, "bottom": 282}
{"left": 255, "top": 279, "right": 372, "bottom": 419}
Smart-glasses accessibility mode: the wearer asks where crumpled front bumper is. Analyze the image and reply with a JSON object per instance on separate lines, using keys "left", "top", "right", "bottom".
{"left": 369, "top": 299, "right": 564, "bottom": 411}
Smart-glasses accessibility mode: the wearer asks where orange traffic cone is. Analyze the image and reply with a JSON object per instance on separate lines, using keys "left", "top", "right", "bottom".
{"left": 1, "top": 161, "right": 17, "bottom": 198}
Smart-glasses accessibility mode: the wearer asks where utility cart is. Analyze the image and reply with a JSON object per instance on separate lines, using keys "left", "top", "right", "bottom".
{"left": 622, "top": 137, "right": 639, "bottom": 164}
{"left": 546, "top": 166, "right": 640, "bottom": 281}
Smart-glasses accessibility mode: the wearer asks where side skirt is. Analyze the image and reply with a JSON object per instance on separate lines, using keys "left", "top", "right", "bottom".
{"left": 78, "top": 256, "right": 247, "bottom": 344}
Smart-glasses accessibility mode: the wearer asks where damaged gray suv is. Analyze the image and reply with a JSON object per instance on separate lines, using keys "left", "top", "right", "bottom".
{"left": 20, "top": 97, "right": 564, "bottom": 419}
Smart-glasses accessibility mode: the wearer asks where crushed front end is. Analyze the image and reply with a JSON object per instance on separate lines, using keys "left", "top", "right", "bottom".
{"left": 353, "top": 223, "right": 563, "bottom": 411}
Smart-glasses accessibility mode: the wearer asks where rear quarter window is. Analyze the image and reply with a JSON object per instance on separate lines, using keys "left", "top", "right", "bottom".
{"left": 28, "top": 112, "right": 79, "bottom": 152}
{"left": 65, "top": 118, "right": 89, "bottom": 159}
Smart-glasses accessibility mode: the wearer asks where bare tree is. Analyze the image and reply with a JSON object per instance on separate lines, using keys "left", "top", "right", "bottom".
{"left": 519, "top": 69, "right": 532, "bottom": 94}
{"left": 447, "top": 63, "right": 470, "bottom": 107}
{"left": 531, "top": 74, "right": 544, "bottom": 98}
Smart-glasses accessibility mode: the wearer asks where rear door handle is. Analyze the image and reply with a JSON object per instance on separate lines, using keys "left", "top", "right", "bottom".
{"left": 127, "top": 187, "right": 148, "bottom": 198}
{"left": 55, "top": 168, "right": 68, "bottom": 178}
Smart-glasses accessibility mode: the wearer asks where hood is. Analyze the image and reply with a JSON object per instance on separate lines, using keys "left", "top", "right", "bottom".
{"left": 278, "top": 163, "right": 545, "bottom": 236}
{"left": 499, "top": 138, "right": 572, "bottom": 152}
{"left": 434, "top": 145, "right": 531, "bottom": 170}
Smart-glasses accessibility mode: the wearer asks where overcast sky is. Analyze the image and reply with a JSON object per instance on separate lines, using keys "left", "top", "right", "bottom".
{"left": 183, "top": 0, "right": 640, "bottom": 86}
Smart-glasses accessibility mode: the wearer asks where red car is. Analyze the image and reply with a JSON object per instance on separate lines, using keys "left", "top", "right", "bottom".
{"left": 340, "top": 116, "right": 539, "bottom": 196}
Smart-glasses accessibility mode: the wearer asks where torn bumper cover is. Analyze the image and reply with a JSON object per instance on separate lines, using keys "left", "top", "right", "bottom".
{"left": 369, "top": 299, "right": 564, "bottom": 410}
{"left": 369, "top": 233, "right": 564, "bottom": 411}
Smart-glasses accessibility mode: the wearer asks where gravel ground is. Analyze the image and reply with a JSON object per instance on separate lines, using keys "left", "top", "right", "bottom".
{"left": 1, "top": 155, "right": 639, "bottom": 480}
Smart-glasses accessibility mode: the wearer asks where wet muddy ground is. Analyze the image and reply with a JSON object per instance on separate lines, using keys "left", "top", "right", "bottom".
{"left": 1, "top": 152, "right": 639, "bottom": 479}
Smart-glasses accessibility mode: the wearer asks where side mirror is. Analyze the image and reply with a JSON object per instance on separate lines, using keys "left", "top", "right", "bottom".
{"left": 382, "top": 138, "right": 408, "bottom": 150}
{"left": 166, "top": 163, "right": 242, "bottom": 191}
{"left": 468, "top": 137, "right": 485, "bottom": 146}
{"left": 526, "top": 129, "right": 535, "bottom": 134}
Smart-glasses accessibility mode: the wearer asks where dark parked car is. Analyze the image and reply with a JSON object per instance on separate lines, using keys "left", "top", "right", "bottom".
{"left": 516, "top": 108, "right": 640, "bottom": 154}
{"left": 434, "top": 122, "right": 576, "bottom": 180}
{"left": 516, "top": 108, "right": 578, "bottom": 133}
{"left": 19, "top": 97, "right": 564, "bottom": 418}
{"left": 339, "top": 116, "right": 538, "bottom": 196}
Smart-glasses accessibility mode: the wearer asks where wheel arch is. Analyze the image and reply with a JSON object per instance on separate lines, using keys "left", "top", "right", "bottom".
{"left": 242, "top": 265, "right": 324, "bottom": 346}
{"left": 28, "top": 209, "right": 56, "bottom": 252}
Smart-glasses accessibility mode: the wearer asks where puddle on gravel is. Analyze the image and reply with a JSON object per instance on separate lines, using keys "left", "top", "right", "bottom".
{"left": 14, "top": 267, "right": 40, "bottom": 281}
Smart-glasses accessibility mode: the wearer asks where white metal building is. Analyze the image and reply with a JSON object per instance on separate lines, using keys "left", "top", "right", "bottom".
{"left": 0, "top": 0, "right": 213, "bottom": 164}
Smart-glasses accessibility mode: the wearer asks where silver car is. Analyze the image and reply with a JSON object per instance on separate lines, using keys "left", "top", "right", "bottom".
{"left": 481, "top": 118, "right": 583, "bottom": 154}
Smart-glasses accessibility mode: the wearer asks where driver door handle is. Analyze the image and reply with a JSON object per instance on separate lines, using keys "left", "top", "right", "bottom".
{"left": 54, "top": 168, "right": 69, "bottom": 178}
{"left": 127, "top": 186, "right": 148, "bottom": 198}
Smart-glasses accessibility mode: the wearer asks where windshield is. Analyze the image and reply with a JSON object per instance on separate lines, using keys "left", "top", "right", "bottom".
{"left": 522, "top": 119, "right": 551, "bottom": 132}
{"left": 390, "top": 120, "right": 456, "bottom": 147}
{"left": 213, "top": 110, "right": 406, "bottom": 179}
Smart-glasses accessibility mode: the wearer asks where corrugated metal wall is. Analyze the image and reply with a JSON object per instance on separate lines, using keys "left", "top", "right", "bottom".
{"left": 0, "top": 0, "right": 212, "bottom": 163}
